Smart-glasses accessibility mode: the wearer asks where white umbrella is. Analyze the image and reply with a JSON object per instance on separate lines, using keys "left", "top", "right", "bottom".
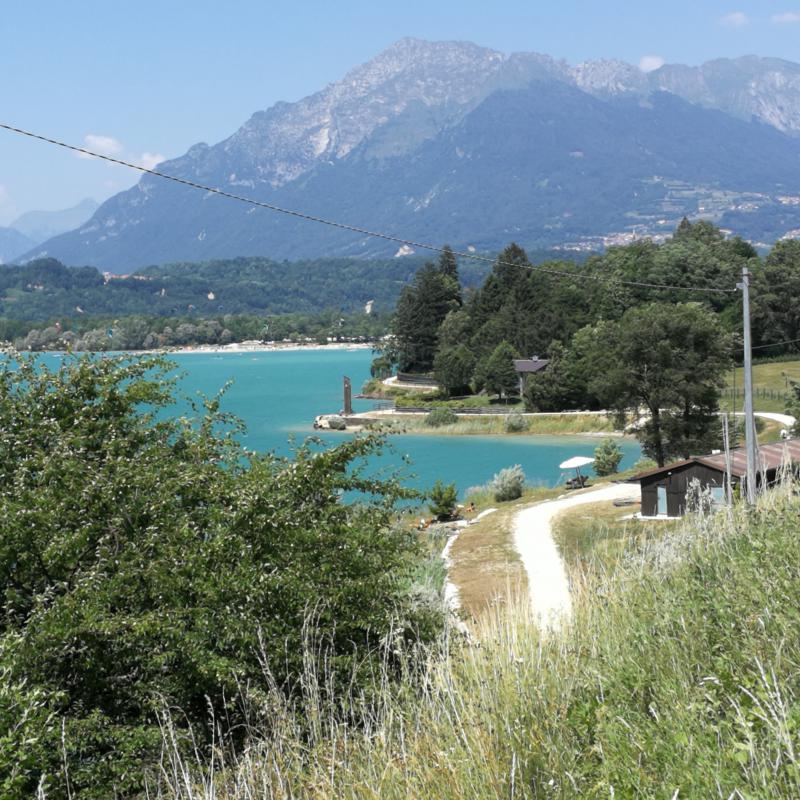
{"left": 559, "top": 456, "right": 594, "bottom": 470}
{"left": 559, "top": 455, "right": 594, "bottom": 488}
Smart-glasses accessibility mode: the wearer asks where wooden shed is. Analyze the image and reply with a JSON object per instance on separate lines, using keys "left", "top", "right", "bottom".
{"left": 632, "top": 439, "right": 800, "bottom": 518}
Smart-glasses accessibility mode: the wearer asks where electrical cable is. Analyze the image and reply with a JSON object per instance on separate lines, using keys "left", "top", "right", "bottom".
{"left": 752, "top": 337, "right": 800, "bottom": 351}
{"left": 0, "top": 121, "right": 738, "bottom": 295}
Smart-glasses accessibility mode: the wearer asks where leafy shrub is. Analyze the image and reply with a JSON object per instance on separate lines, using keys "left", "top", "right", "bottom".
{"left": 429, "top": 480, "right": 459, "bottom": 519}
{"left": 594, "top": 438, "right": 624, "bottom": 475}
{"left": 489, "top": 465, "right": 526, "bottom": 502}
{"left": 504, "top": 412, "right": 529, "bottom": 433}
{"left": 425, "top": 407, "right": 458, "bottom": 427}
{"left": 0, "top": 352, "right": 439, "bottom": 798}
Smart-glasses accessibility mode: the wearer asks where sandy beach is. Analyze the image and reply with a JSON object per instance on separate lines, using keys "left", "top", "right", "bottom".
{"left": 133, "top": 341, "right": 373, "bottom": 356}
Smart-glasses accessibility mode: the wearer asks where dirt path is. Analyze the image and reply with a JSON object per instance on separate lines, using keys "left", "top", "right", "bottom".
{"left": 513, "top": 482, "right": 640, "bottom": 628}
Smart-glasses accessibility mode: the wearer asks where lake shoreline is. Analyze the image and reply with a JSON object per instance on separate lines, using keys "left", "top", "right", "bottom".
{"left": 164, "top": 341, "right": 373, "bottom": 355}
{"left": 4, "top": 342, "right": 374, "bottom": 356}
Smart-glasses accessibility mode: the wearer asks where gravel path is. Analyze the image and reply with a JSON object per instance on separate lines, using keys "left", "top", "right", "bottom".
{"left": 753, "top": 411, "right": 796, "bottom": 428}
{"left": 513, "top": 482, "right": 641, "bottom": 628}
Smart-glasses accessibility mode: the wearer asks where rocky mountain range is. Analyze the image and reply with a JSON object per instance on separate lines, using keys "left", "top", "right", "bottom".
{"left": 20, "top": 39, "right": 800, "bottom": 270}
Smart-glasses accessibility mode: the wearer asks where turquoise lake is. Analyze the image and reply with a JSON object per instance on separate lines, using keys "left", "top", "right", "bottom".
{"left": 167, "top": 348, "right": 642, "bottom": 496}
{"left": 42, "top": 348, "right": 641, "bottom": 497}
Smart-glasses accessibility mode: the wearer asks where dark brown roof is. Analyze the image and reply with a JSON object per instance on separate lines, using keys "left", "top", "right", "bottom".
{"left": 514, "top": 358, "right": 549, "bottom": 374}
{"left": 632, "top": 439, "right": 800, "bottom": 481}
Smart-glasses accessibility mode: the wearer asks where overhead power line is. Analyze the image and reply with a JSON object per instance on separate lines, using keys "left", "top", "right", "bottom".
{"left": 752, "top": 336, "right": 800, "bottom": 351}
{"left": 1, "top": 121, "right": 737, "bottom": 295}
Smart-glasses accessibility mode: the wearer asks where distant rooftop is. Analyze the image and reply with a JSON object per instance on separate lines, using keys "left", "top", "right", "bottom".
{"left": 633, "top": 439, "right": 800, "bottom": 481}
{"left": 513, "top": 357, "right": 549, "bottom": 374}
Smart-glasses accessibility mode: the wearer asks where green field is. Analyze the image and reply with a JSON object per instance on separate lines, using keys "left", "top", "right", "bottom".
{"left": 723, "top": 359, "right": 800, "bottom": 414}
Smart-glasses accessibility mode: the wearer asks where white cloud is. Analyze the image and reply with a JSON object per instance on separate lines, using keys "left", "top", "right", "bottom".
{"left": 772, "top": 11, "right": 800, "bottom": 23}
{"left": 77, "top": 133, "right": 124, "bottom": 160}
{"left": 0, "top": 184, "right": 8, "bottom": 205}
{"left": 720, "top": 11, "right": 749, "bottom": 27}
{"left": 639, "top": 55, "right": 665, "bottom": 73}
{"left": 73, "top": 135, "right": 167, "bottom": 175}
{"left": 139, "top": 152, "right": 166, "bottom": 170}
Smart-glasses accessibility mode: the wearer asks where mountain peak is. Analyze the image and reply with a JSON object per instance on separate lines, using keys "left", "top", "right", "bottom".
{"left": 198, "top": 37, "right": 514, "bottom": 189}
{"left": 573, "top": 58, "right": 648, "bottom": 94}
{"left": 26, "top": 40, "right": 800, "bottom": 270}
{"left": 335, "top": 37, "right": 507, "bottom": 105}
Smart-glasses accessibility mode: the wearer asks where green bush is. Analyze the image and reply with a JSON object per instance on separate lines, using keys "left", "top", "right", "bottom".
{"left": 428, "top": 480, "right": 458, "bottom": 519}
{"left": 631, "top": 456, "right": 658, "bottom": 473}
{"left": 395, "top": 394, "right": 492, "bottom": 409}
{"left": 594, "top": 437, "right": 624, "bottom": 475}
{"left": 0, "top": 352, "right": 440, "bottom": 798}
{"left": 489, "top": 465, "right": 526, "bottom": 502}
{"left": 504, "top": 412, "right": 529, "bottom": 433}
{"left": 425, "top": 407, "right": 458, "bottom": 427}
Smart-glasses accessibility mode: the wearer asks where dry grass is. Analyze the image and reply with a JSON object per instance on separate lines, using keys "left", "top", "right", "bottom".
{"left": 551, "top": 499, "right": 678, "bottom": 573}
{"left": 150, "top": 484, "right": 800, "bottom": 800}
{"left": 447, "top": 504, "right": 526, "bottom": 618}
{"left": 758, "top": 417, "right": 785, "bottom": 442}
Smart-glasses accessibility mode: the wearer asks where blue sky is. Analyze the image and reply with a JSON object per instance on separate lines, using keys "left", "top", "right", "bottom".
{"left": 1, "top": 0, "right": 799, "bottom": 225}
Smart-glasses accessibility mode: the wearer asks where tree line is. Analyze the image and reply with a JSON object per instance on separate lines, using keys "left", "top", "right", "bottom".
{"left": 0, "top": 254, "right": 494, "bottom": 321}
{"left": 382, "top": 223, "right": 800, "bottom": 465}
{"left": 9, "top": 310, "right": 390, "bottom": 352}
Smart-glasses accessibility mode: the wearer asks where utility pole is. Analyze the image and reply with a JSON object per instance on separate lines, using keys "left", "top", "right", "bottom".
{"left": 722, "top": 413, "right": 733, "bottom": 510}
{"left": 739, "top": 266, "right": 758, "bottom": 504}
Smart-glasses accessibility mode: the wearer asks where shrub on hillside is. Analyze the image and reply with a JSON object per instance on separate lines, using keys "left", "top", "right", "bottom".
{"left": 429, "top": 480, "right": 458, "bottom": 520}
{"left": 0, "top": 352, "right": 439, "bottom": 798}
{"left": 425, "top": 407, "right": 458, "bottom": 427}
{"left": 594, "top": 438, "right": 624, "bottom": 475}
{"left": 504, "top": 412, "right": 529, "bottom": 433}
{"left": 490, "top": 465, "right": 526, "bottom": 502}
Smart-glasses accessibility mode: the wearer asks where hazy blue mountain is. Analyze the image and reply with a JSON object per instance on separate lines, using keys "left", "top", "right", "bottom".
{"left": 11, "top": 198, "right": 98, "bottom": 246}
{"left": 23, "top": 40, "right": 800, "bottom": 271}
{"left": 0, "top": 226, "right": 33, "bottom": 263}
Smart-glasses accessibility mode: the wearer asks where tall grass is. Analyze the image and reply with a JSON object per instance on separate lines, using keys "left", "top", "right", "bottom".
{"left": 152, "top": 484, "right": 800, "bottom": 799}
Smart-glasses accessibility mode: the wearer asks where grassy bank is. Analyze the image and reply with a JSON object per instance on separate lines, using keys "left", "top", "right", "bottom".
{"left": 369, "top": 412, "right": 620, "bottom": 437}
{"left": 552, "top": 498, "right": 678, "bottom": 573}
{"left": 155, "top": 484, "right": 800, "bottom": 799}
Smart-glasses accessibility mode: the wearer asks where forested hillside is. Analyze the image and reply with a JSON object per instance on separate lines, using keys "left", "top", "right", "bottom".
{"left": 0, "top": 252, "right": 501, "bottom": 321}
